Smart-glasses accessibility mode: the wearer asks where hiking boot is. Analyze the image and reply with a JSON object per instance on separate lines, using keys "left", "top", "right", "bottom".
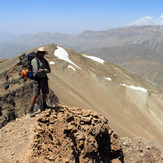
{"left": 42, "top": 102, "right": 47, "bottom": 111}
{"left": 29, "top": 107, "right": 35, "bottom": 117}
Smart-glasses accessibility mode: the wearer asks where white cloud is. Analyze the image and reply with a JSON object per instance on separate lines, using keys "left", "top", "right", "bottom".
{"left": 156, "top": 13, "right": 163, "bottom": 25}
{"left": 159, "top": 13, "right": 163, "bottom": 19}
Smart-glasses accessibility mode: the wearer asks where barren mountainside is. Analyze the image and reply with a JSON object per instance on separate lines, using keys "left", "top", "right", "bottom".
{"left": 0, "top": 44, "right": 163, "bottom": 162}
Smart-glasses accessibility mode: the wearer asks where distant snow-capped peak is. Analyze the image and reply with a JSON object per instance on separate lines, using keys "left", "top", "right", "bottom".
{"left": 126, "top": 16, "right": 156, "bottom": 27}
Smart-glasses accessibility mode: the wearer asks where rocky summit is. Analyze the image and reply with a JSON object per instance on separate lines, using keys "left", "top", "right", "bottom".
{"left": 0, "top": 105, "right": 162, "bottom": 163}
{"left": 0, "top": 104, "right": 123, "bottom": 163}
{"left": 30, "top": 105, "right": 124, "bottom": 162}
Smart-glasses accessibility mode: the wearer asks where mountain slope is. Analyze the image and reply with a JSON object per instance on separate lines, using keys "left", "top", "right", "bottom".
{"left": 1, "top": 26, "right": 163, "bottom": 87}
{"left": 83, "top": 44, "right": 163, "bottom": 86}
{"left": 0, "top": 44, "right": 163, "bottom": 147}
{"left": 47, "top": 44, "right": 163, "bottom": 147}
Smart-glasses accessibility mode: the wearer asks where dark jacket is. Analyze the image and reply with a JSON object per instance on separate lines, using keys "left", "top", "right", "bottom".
{"left": 31, "top": 57, "right": 51, "bottom": 79}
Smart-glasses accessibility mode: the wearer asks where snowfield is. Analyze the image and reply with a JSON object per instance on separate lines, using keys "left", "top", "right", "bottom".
{"left": 104, "top": 77, "right": 112, "bottom": 81}
{"left": 49, "top": 61, "right": 55, "bottom": 65}
{"left": 67, "top": 65, "right": 76, "bottom": 71}
{"left": 120, "top": 83, "right": 147, "bottom": 92}
{"left": 54, "top": 46, "right": 81, "bottom": 69}
{"left": 83, "top": 55, "right": 105, "bottom": 64}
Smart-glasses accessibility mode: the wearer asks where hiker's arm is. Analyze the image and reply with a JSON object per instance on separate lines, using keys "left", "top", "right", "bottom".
{"left": 31, "top": 59, "right": 39, "bottom": 76}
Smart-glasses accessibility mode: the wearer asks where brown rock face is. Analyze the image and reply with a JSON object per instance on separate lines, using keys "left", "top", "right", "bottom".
{"left": 0, "top": 53, "right": 59, "bottom": 128}
{"left": 29, "top": 105, "right": 124, "bottom": 162}
{"left": 0, "top": 80, "right": 59, "bottom": 129}
{"left": 1, "top": 104, "right": 162, "bottom": 163}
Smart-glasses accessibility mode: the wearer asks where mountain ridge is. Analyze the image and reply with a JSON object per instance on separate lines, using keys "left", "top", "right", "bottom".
{"left": 0, "top": 44, "right": 163, "bottom": 148}
{"left": 0, "top": 44, "right": 163, "bottom": 162}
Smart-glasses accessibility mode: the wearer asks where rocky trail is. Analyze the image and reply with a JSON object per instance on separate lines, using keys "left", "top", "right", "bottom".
{"left": 0, "top": 110, "right": 38, "bottom": 163}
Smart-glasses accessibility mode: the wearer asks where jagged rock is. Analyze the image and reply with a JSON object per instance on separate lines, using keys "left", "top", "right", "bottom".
{"left": 0, "top": 104, "right": 15, "bottom": 128}
{"left": 4, "top": 74, "right": 9, "bottom": 81}
{"left": 0, "top": 53, "right": 59, "bottom": 128}
{"left": 80, "top": 116, "right": 92, "bottom": 123}
{"left": 29, "top": 105, "right": 124, "bottom": 162}
{"left": 4, "top": 82, "right": 9, "bottom": 90}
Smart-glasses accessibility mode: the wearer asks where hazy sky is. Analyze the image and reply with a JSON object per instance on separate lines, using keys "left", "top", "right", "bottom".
{"left": 1, "top": 0, "right": 163, "bottom": 35}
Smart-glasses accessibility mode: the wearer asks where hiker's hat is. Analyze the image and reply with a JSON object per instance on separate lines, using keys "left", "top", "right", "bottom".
{"left": 36, "top": 47, "right": 48, "bottom": 54}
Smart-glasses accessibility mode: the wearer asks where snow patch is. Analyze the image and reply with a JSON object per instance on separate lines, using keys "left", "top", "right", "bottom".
{"left": 67, "top": 65, "right": 76, "bottom": 71}
{"left": 54, "top": 46, "right": 81, "bottom": 69}
{"left": 104, "top": 77, "right": 112, "bottom": 81}
{"left": 83, "top": 55, "right": 105, "bottom": 64}
{"left": 120, "top": 83, "right": 147, "bottom": 92}
{"left": 126, "top": 16, "right": 155, "bottom": 26}
{"left": 146, "top": 79, "right": 157, "bottom": 86}
{"left": 49, "top": 61, "right": 55, "bottom": 65}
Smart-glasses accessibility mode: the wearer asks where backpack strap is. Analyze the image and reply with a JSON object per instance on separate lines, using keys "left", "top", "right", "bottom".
{"left": 34, "top": 57, "right": 40, "bottom": 70}
{"left": 31, "top": 57, "right": 40, "bottom": 80}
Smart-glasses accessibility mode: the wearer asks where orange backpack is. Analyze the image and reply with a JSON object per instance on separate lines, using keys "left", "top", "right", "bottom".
{"left": 20, "top": 69, "right": 29, "bottom": 79}
{"left": 20, "top": 52, "right": 39, "bottom": 79}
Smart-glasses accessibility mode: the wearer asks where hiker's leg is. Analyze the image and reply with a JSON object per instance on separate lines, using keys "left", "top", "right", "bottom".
{"left": 41, "top": 78, "right": 49, "bottom": 110}
{"left": 29, "top": 96, "right": 37, "bottom": 117}
{"left": 42, "top": 94, "right": 47, "bottom": 111}
{"left": 42, "top": 94, "right": 46, "bottom": 102}
{"left": 41, "top": 78, "right": 49, "bottom": 98}
{"left": 29, "top": 80, "right": 40, "bottom": 117}
{"left": 32, "top": 79, "right": 40, "bottom": 107}
{"left": 31, "top": 96, "right": 37, "bottom": 107}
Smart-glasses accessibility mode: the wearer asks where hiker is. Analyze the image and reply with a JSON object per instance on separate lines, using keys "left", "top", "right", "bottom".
{"left": 29, "top": 47, "right": 51, "bottom": 117}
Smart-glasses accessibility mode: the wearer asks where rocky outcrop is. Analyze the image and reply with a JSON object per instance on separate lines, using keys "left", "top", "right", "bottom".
{"left": 29, "top": 105, "right": 124, "bottom": 163}
{"left": 0, "top": 104, "right": 163, "bottom": 163}
{"left": 0, "top": 82, "right": 59, "bottom": 128}
{"left": 0, "top": 53, "right": 59, "bottom": 128}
